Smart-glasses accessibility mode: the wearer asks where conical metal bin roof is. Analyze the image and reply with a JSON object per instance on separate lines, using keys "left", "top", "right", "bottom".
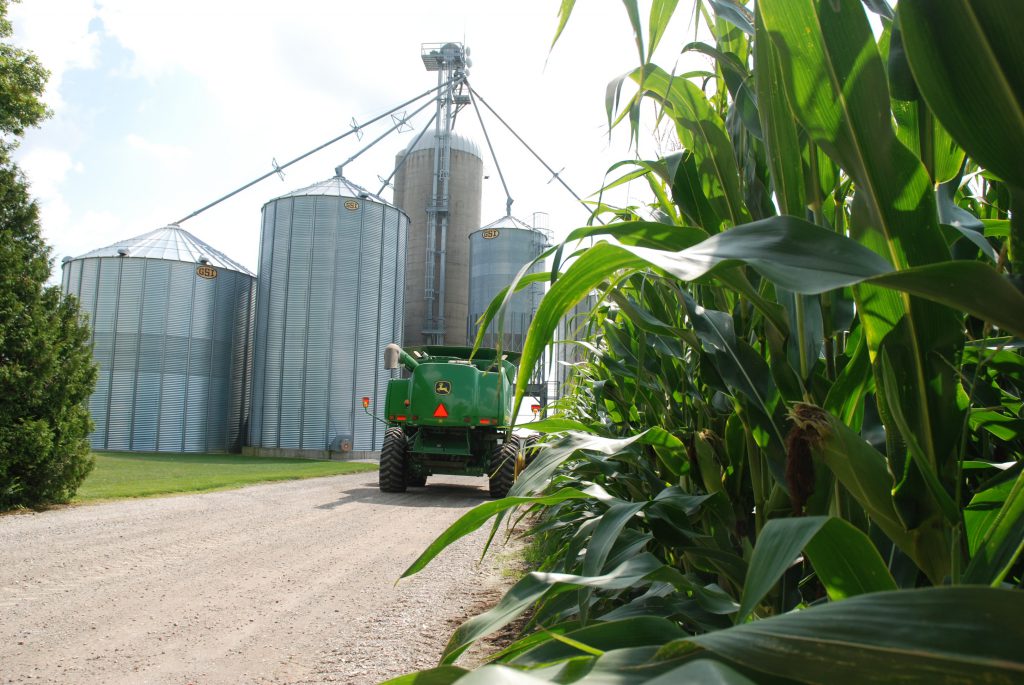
{"left": 479, "top": 215, "right": 535, "bottom": 231}
{"left": 272, "top": 173, "right": 391, "bottom": 205}
{"left": 74, "top": 225, "right": 253, "bottom": 276}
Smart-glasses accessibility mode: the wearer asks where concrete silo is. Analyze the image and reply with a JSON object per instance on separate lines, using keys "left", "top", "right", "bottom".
{"left": 393, "top": 128, "right": 482, "bottom": 346}
{"left": 60, "top": 226, "right": 256, "bottom": 453}
{"left": 248, "top": 169, "right": 408, "bottom": 455}
{"left": 468, "top": 215, "right": 549, "bottom": 351}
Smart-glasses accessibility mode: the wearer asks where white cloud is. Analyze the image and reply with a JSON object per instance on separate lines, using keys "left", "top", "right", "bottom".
{"left": 125, "top": 133, "right": 192, "bottom": 163}
{"left": 17, "top": 148, "right": 75, "bottom": 275}
{"left": 60, "top": 209, "right": 129, "bottom": 262}
{"left": 9, "top": 0, "right": 100, "bottom": 111}
{"left": 19, "top": 147, "right": 74, "bottom": 198}
{"left": 42, "top": 210, "right": 138, "bottom": 283}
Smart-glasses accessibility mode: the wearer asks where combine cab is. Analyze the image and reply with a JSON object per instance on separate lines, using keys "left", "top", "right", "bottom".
{"left": 376, "top": 344, "right": 526, "bottom": 497}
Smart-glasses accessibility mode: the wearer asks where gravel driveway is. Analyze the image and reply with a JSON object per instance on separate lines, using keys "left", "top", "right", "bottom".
{"left": 0, "top": 473, "right": 515, "bottom": 684}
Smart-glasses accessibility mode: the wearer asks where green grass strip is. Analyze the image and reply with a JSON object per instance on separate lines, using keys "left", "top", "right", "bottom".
{"left": 75, "top": 452, "right": 378, "bottom": 502}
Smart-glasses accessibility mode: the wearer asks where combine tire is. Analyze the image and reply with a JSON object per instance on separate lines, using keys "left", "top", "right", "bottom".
{"left": 406, "top": 473, "right": 427, "bottom": 487}
{"left": 379, "top": 427, "right": 408, "bottom": 493}
{"left": 489, "top": 437, "right": 520, "bottom": 498}
{"left": 518, "top": 434, "right": 540, "bottom": 477}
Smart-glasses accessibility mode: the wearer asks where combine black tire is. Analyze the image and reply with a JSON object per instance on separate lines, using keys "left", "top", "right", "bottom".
{"left": 379, "top": 427, "right": 408, "bottom": 493}
{"left": 523, "top": 435, "right": 539, "bottom": 468}
{"left": 489, "top": 437, "right": 520, "bottom": 499}
{"left": 406, "top": 474, "right": 427, "bottom": 487}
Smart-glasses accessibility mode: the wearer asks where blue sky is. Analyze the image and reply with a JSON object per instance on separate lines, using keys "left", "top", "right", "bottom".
{"left": 11, "top": 1, "right": 696, "bottom": 280}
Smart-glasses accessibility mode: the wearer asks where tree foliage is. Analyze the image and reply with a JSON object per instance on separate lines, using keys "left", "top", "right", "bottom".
{"left": 0, "top": 1, "right": 48, "bottom": 151}
{"left": 0, "top": 0, "right": 96, "bottom": 508}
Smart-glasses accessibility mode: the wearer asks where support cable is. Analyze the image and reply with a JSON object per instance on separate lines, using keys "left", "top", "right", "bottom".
{"left": 466, "top": 81, "right": 604, "bottom": 224}
{"left": 467, "top": 85, "right": 514, "bottom": 217}
{"left": 335, "top": 94, "right": 438, "bottom": 181}
{"left": 376, "top": 111, "right": 438, "bottom": 196}
{"left": 173, "top": 80, "right": 452, "bottom": 225}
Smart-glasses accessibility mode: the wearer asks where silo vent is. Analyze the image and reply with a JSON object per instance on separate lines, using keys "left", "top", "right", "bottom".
{"left": 61, "top": 256, "right": 72, "bottom": 264}
{"left": 334, "top": 164, "right": 344, "bottom": 177}
{"left": 198, "top": 255, "right": 210, "bottom": 265}
{"left": 117, "top": 248, "right": 130, "bottom": 257}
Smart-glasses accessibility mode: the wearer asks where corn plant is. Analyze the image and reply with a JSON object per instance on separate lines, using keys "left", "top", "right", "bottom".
{"left": 387, "top": 1, "right": 1024, "bottom": 683}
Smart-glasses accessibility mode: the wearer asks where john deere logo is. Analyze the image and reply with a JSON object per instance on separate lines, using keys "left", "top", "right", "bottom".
{"left": 482, "top": 228, "right": 500, "bottom": 239}
{"left": 196, "top": 265, "right": 218, "bottom": 279}
{"left": 344, "top": 199, "right": 360, "bottom": 211}
{"left": 434, "top": 380, "right": 452, "bottom": 395}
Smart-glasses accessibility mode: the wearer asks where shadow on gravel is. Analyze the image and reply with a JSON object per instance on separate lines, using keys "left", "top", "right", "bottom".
{"left": 315, "top": 480, "right": 490, "bottom": 510}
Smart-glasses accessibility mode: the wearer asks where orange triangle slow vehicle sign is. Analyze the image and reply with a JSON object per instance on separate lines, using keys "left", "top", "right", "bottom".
{"left": 433, "top": 403, "right": 449, "bottom": 418}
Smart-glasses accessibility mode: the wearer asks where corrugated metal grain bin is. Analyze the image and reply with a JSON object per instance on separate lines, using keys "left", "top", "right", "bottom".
{"left": 249, "top": 170, "right": 409, "bottom": 453}
{"left": 468, "top": 216, "right": 548, "bottom": 352}
{"left": 60, "top": 226, "right": 256, "bottom": 453}
{"left": 554, "top": 294, "right": 598, "bottom": 398}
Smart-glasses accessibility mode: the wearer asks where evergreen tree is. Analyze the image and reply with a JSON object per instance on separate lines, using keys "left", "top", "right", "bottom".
{"left": 0, "top": 0, "right": 96, "bottom": 508}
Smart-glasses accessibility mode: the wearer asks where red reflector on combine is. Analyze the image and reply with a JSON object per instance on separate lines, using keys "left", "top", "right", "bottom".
{"left": 433, "top": 403, "right": 448, "bottom": 418}
{"left": 396, "top": 415, "right": 407, "bottom": 422}
{"left": 479, "top": 418, "right": 491, "bottom": 425}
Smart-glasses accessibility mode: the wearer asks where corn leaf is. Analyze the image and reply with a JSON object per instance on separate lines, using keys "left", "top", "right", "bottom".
{"left": 551, "top": 0, "right": 577, "bottom": 48}
{"left": 753, "top": 3, "right": 805, "bottom": 217}
{"left": 516, "top": 418, "right": 596, "bottom": 434}
{"left": 583, "top": 501, "right": 647, "bottom": 576}
{"left": 565, "top": 220, "right": 708, "bottom": 251}
{"left": 673, "top": 587, "right": 1024, "bottom": 684}
{"left": 737, "top": 516, "right": 897, "bottom": 622}
{"left": 822, "top": 327, "right": 872, "bottom": 429}
{"left": 379, "top": 666, "right": 469, "bottom": 685}
{"left": 621, "top": 0, "right": 645, "bottom": 66}
{"left": 867, "top": 261, "right": 1024, "bottom": 339}
{"left": 472, "top": 271, "right": 553, "bottom": 357}
{"left": 509, "top": 617, "right": 686, "bottom": 666}
{"left": 401, "top": 487, "right": 594, "bottom": 578}
{"left": 793, "top": 404, "right": 950, "bottom": 584}
{"left": 441, "top": 554, "right": 665, "bottom": 664}
{"left": 450, "top": 666, "right": 551, "bottom": 684}
{"left": 707, "top": 0, "right": 754, "bottom": 36}
{"left": 631, "top": 64, "right": 751, "bottom": 230}
{"left": 665, "top": 151, "right": 726, "bottom": 231}
{"left": 887, "top": 23, "right": 965, "bottom": 185}
{"left": 898, "top": 0, "right": 1024, "bottom": 192}
{"left": 760, "top": 0, "right": 962, "bottom": 561}
{"left": 647, "top": 0, "right": 680, "bottom": 61}
{"left": 963, "top": 469, "right": 1024, "bottom": 586}
{"left": 647, "top": 659, "right": 758, "bottom": 684}
{"left": 684, "top": 297, "right": 786, "bottom": 451}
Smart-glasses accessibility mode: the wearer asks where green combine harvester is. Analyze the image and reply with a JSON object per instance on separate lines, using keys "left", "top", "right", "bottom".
{"left": 376, "top": 343, "right": 529, "bottom": 498}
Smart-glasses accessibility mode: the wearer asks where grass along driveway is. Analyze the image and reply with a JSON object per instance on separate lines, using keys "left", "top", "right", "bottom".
{"left": 75, "top": 452, "right": 377, "bottom": 501}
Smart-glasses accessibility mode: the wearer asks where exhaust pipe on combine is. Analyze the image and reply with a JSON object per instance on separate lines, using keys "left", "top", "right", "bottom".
{"left": 383, "top": 343, "right": 420, "bottom": 371}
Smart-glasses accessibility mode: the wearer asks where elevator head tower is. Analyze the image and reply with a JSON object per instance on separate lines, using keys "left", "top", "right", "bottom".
{"left": 394, "top": 42, "right": 482, "bottom": 347}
